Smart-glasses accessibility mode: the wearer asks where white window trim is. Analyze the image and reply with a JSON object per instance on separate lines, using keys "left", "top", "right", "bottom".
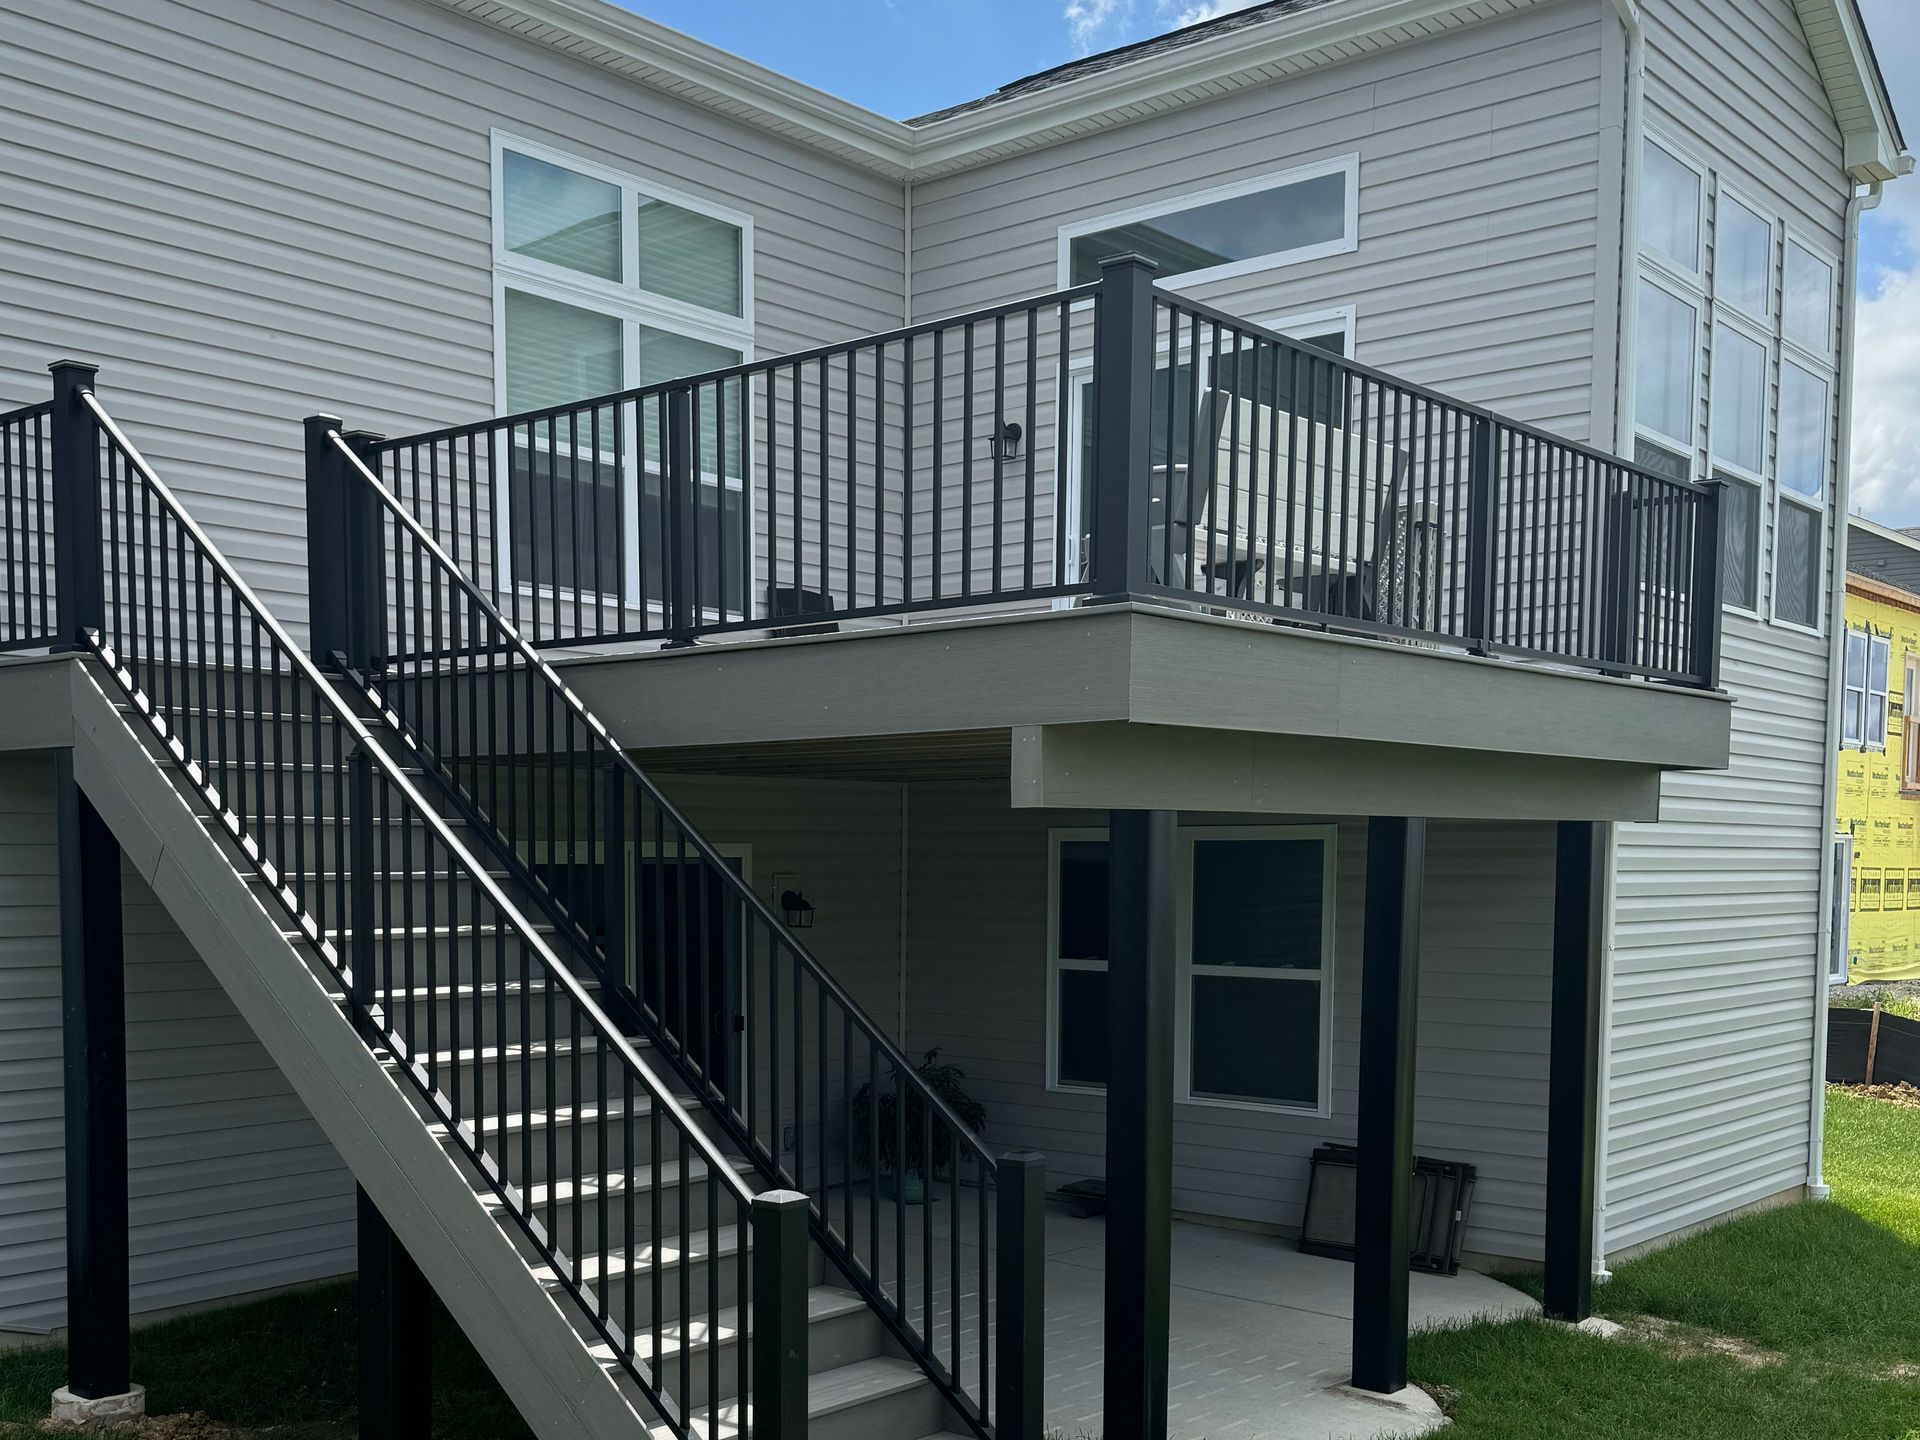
{"left": 1831, "top": 833, "right": 1853, "bottom": 983}
{"left": 1768, "top": 341, "right": 1833, "bottom": 636}
{"left": 1710, "top": 179, "right": 1778, "bottom": 327}
{"left": 1843, "top": 627, "right": 1868, "bottom": 749}
{"left": 1175, "top": 825, "right": 1338, "bottom": 1118}
{"left": 1706, "top": 310, "right": 1771, "bottom": 486}
{"left": 1781, "top": 230, "right": 1842, "bottom": 359}
{"left": 1639, "top": 131, "right": 1709, "bottom": 289}
{"left": 489, "top": 133, "right": 757, "bottom": 611}
{"left": 1866, "top": 631, "right": 1892, "bottom": 752}
{"left": 1632, "top": 266, "right": 1703, "bottom": 468}
{"left": 1054, "top": 153, "right": 1361, "bottom": 291}
{"left": 1046, "top": 826, "right": 1113, "bottom": 1095}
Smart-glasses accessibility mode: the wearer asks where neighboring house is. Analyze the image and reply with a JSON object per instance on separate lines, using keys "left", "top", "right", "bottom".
{"left": 1835, "top": 516, "right": 1920, "bottom": 983}
{"left": 0, "top": 1, "right": 1906, "bottom": 1438}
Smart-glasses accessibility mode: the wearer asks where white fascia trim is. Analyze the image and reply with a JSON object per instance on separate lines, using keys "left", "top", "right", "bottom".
{"left": 1793, "top": 0, "right": 1906, "bottom": 183}
{"left": 428, "top": 0, "right": 1535, "bottom": 181}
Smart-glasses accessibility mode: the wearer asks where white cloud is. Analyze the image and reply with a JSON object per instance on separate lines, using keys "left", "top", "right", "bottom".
{"left": 1063, "top": 0, "right": 1130, "bottom": 52}
{"left": 1161, "top": 0, "right": 1263, "bottom": 26}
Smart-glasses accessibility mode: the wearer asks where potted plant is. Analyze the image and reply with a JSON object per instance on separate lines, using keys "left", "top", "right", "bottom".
{"left": 850, "top": 1048, "right": 986, "bottom": 1204}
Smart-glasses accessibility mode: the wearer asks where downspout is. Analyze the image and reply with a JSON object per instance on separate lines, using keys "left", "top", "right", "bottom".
{"left": 1592, "top": 0, "right": 1642, "bottom": 1286}
{"left": 1810, "top": 169, "right": 1902, "bottom": 1196}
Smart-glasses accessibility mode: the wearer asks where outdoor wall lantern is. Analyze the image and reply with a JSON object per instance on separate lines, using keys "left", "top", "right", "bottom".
{"left": 989, "top": 421, "right": 1023, "bottom": 461}
{"left": 779, "top": 887, "right": 816, "bottom": 929}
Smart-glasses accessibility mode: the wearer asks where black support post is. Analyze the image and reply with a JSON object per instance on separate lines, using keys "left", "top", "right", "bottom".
{"left": 1545, "top": 820, "right": 1607, "bottom": 1322}
{"left": 55, "top": 751, "right": 131, "bottom": 1402}
{"left": 1088, "top": 255, "right": 1157, "bottom": 604}
{"left": 303, "top": 414, "right": 351, "bottom": 673}
{"left": 356, "top": 1187, "right": 431, "bottom": 1440}
{"left": 1353, "top": 816, "right": 1425, "bottom": 1396}
{"left": 664, "top": 385, "right": 697, "bottom": 648}
{"left": 1103, "top": 809, "right": 1175, "bottom": 1440}
{"left": 1463, "top": 416, "right": 1495, "bottom": 656}
{"left": 49, "top": 361, "right": 105, "bottom": 651}
{"left": 995, "top": 1150, "right": 1046, "bottom": 1440}
{"left": 751, "top": 1189, "right": 810, "bottom": 1440}
{"left": 340, "top": 431, "right": 388, "bottom": 678}
{"left": 1689, "top": 480, "right": 1724, "bottom": 689}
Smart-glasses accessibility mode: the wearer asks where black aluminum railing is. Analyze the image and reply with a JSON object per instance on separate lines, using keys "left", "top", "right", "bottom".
{"left": 1141, "top": 288, "right": 1721, "bottom": 686}
{"left": 366, "top": 285, "right": 1099, "bottom": 651}
{"left": 369, "top": 255, "right": 1721, "bottom": 689}
{"left": 314, "top": 422, "right": 1042, "bottom": 1438}
{"left": 0, "top": 397, "right": 56, "bottom": 650}
{"left": 50, "top": 371, "right": 804, "bottom": 1440}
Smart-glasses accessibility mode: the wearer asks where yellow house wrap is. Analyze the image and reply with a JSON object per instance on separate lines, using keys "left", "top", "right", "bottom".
{"left": 1838, "top": 573, "right": 1920, "bottom": 982}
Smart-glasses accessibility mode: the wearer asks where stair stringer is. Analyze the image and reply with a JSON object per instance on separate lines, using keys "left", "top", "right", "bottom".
{"left": 64, "top": 659, "right": 652, "bottom": 1440}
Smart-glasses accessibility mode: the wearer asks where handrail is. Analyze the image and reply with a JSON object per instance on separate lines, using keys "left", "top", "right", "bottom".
{"left": 1158, "top": 288, "right": 1711, "bottom": 497}
{"left": 330, "top": 428, "right": 1000, "bottom": 1167}
{"left": 379, "top": 280, "right": 1102, "bottom": 451}
{"left": 89, "top": 394, "right": 752, "bottom": 1208}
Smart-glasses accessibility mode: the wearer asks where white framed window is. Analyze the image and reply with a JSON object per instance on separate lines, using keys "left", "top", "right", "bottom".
{"left": 1867, "top": 632, "right": 1892, "bottom": 750}
{"left": 1047, "top": 828, "right": 1113, "bottom": 1093}
{"left": 1783, "top": 235, "right": 1838, "bottom": 355}
{"left": 1830, "top": 834, "right": 1852, "bottom": 984}
{"left": 491, "top": 133, "right": 755, "bottom": 607}
{"left": 1633, "top": 271, "right": 1701, "bottom": 477}
{"left": 1641, "top": 134, "right": 1707, "bottom": 283}
{"left": 1843, "top": 628, "right": 1868, "bottom": 748}
{"left": 1771, "top": 349, "right": 1831, "bottom": 634}
{"left": 1714, "top": 184, "right": 1776, "bottom": 323}
{"left": 1905, "top": 654, "right": 1920, "bottom": 790}
{"left": 1708, "top": 317, "right": 1768, "bottom": 481}
{"left": 1045, "top": 822, "right": 1339, "bottom": 1115}
{"left": 1057, "top": 154, "right": 1360, "bottom": 290}
{"left": 1176, "top": 826, "right": 1336, "bottom": 1115}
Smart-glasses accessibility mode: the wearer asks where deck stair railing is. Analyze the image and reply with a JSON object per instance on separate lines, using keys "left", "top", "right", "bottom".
{"left": 314, "top": 420, "right": 1042, "bottom": 1439}
{"left": 369, "top": 255, "right": 1723, "bottom": 689}
{"left": 34, "top": 363, "right": 822, "bottom": 1440}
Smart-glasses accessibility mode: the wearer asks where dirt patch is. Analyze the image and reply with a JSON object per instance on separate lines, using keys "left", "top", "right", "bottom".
{"left": 33, "top": 1417, "right": 350, "bottom": 1439}
{"left": 1416, "top": 1381, "right": 1460, "bottom": 1418}
{"left": 1838, "top": 1081, "right": 1920, "bottom": 1109}
{"left": 1615, "top": 1314, "right": 1786, "bottom": 1371}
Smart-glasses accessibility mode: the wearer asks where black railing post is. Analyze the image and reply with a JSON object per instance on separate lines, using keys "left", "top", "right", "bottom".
{"left": 303, "top": 414, "right": 351, "bottom": 672}
{"left": 664, "top": 384, "right": 698, "bottom": 648}
{"left": 1545, "top": 820, "right": 1607, "bottom": 1322}
{"left": 751, "top": 1188, "right": 810, "bottom": 1440}
{"left": 341, "top": 431, "right": 388, "bottom": 676}
{"left": 995, "top": 1151, "right": 1046, "bottom": 1440}
{"left": 1689, "top": 479, "right": 1724, "bottom": 688}
{"left": 1464, "top": 414, "right": 1496, "bottom": 655}
{"left": 347, "top": 742, "right": 377, "bottom": 1039}
{"left": 1089, "top": 254, "right": 1157, "bottom": 605}
{"left": 49, "top": 360, "right": 105, "bottom": 651}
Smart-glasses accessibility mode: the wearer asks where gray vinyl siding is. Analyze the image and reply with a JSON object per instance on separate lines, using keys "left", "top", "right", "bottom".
{"left": 1847, "top": 523, "right": 1920, "bottom": 596}
{"left": 0, "top": 0, "right": 905, "bottom": 641}
{"left": 900, "top": 784, "right": 1557, "bottom": 1262}
{"left": 909, "top": 1, "right": 1610, "bottom": 440}
{"left": 1602, "top": 0, "right": 1849, "bottom": 1255}
{"left": 0, "top": 755, "right": 353, "bottom": 1333}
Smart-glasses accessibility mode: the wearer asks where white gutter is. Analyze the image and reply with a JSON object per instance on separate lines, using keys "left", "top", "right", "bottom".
{"left": 1810, "top": 163, "right": 1907, "bottom": 1195}
{"left": 1590, "top": 0, "right": 1642, "bottom": 1287}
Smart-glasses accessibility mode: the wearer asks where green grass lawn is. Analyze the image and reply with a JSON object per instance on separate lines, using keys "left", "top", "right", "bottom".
{"left": 1407, "top": 1087, "right": 1920, "bottom": 1439}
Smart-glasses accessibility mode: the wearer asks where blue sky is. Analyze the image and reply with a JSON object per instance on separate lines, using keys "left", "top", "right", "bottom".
{"left": 627, "top": 0, "right": 1920, "bottom": 522}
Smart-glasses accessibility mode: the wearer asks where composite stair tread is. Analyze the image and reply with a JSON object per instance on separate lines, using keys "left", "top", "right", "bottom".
{"left": 678, "top": 1356, "right": 935, "bottom": 1436}
{"left": 494, "top": 1156, "right": 756, "bottom": 1213}
{"left": 377, "top": 1035, "right": 615, "bottom": 1068}
{"left": 586, "top": 1286, "right": 868, "bottom": 1368}
{"left": 532, "top": 1223, "right": 745, "bottom": 1286}
{"left": 425, "top": 1094, "right": 697, "bottom": 1141}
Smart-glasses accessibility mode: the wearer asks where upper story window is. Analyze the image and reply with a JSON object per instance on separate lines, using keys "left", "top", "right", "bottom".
{"left": 492, "top": 134, "right": 753, "bottom": 605}
{"left": 1715, "top": 190, "right": 1774, "bottom": 322}
{"left": 1641, "top": 137, "right": 1704, "bottom": 280}
{"left": 1784, "top": 238, "right": 1836, "bottom": 354}
{"left": 1060, "top": 155, "right": 1359, "bottom": 288}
